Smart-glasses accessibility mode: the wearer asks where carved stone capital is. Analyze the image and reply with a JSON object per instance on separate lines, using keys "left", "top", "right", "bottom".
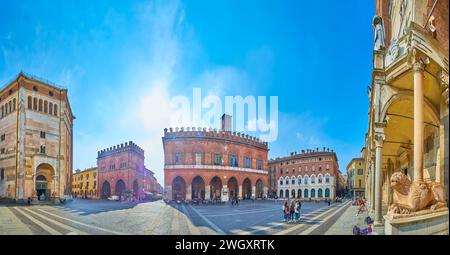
{"left": 374, "top": 132, "right": 385, "bottom": 147}
{"left": 437, "top": 70, "right": 449, "bottom": 105}
{"left": 407, "top": 47, "right": 430, "bottom": 73}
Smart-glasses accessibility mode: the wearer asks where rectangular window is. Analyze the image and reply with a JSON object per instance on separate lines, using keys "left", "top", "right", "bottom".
{"left": 0, "top": 148, "right": 5, "bottom": 154}
{"left": 1, "top": 168, "right": 4, "bottom": 180}
{"left": 257, "top": 160, "right": 263, "bottom": 170}
{"left": 40, "top": 131, "right": 46, "bottom": 139}
{"left": 0, "top": 134, "right": 5, "bottom": 141}
{"left": 230, "top": 155, "right": 238, "bottom": 167}
{"left": 40, "top": 145, "right": 46, "bottom": 154}
{"left": 121, "top": 161, "right": 127, "bottom": 169}
{"left": 175, "top": 152, "right": 182, "bottom": 165}
{"left": 245, "top": 157, "right": 251, "bottom": 168}
{"left": 214, "top": 154, "right": 223, "bottom": 165}
{"left": 195, "top": 152, "right": 202, "bottom": 165}
{"left": 93, "top": 181, "right": 96, "bottom": 189}
{"left": 358, "top": 169, "right": 363, "bottom": 175}
{"left": 358, "top": 179, "right": 362, "bottom": 188}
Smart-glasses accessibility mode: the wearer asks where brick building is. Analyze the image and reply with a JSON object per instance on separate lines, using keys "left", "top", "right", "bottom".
{"left": 97, "top": 141, "right": 160, "bottom": 200}
{"left": 268, "top": 148, "right": 340, "bottom": 200}
{"left": 0, "top": 73, "right": 74, "bottom": 203}
{"left": 163, "top": 115, "right": 269, "bottom": 201}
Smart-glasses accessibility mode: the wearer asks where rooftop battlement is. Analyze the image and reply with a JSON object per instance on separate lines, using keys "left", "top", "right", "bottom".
{"left": 97, "top": 141, "right": 144, "bottom": 158}
{"left": 163, "top": 127, "right": 268, "bottom": 149}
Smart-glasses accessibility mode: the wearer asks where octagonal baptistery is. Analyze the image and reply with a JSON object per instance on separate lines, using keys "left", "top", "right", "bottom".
{"left": 163, "top": 127, "right": 269, "bottom": 202}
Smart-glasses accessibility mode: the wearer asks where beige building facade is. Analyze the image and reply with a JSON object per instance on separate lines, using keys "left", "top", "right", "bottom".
{"left": 0, "top": 73, "right": 74, "bottom": 203}
{"left": 365, "top": 0, "right": 448, "bottom": 234}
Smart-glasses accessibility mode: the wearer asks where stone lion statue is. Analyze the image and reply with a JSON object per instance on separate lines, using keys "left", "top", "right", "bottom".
{"left": 388, "top": 172, "right": 447, "bottom": 215}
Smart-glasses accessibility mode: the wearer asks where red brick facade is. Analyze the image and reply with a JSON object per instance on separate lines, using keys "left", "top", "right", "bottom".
{"left": 162, "top": 127, "right": 269, "bottom": 201}
{"left": 97, "top": 141, "right": 159, "bottom": 199}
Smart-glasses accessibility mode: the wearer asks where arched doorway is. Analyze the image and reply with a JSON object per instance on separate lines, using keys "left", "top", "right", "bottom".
{"left": 311, "top": 188, "right": 316, "bottom": 198}
{"left": 133, "top": 180, "right": 139, "bottom": 198}
{"left": 279, "top": 190, "right": 283, "bottom": 198}
{"left": 325, "top": 188, "right": 330, "bottom": 198}
{"left": 228, "top": 177, "right": 238, "bottom": 199}
{"left": 255, "top": 179, "right": 264, "bottom": 198}
{"left": 297, "top": 189, "right": 302, "bottom": 198}
{"left": 172, "top": 176, "right": 186, "bottom": 200}
{"left": 192, "top": 176, "right": 205, "bottom": 200}
{"left": 101, "top": 181, "right": 111, "bottom": 198}
{"left": 291, "top": 189, "right": 295, "bottom": 198}
{"left": 210, "top": 176, "right": 222, "bottom": 200}
{"left": 35, "top": 175, "right": 49, "bottom": 200}
{"left": 318, "top": 188, "right": 323, "bottom": 198}
{"left": 242, "top": 178, "right": 252, "bottom": 199}
{"left": 285, "top": 189, "right": 289, "bottom": 198}
{"left": 35, "top": 163, "right": 54, "bottom": 200}
{"left": 304, "top": 189, "right": 309, "bottom": 198}
{"left": 115, "top": 179, "right": 126, "bottom": 197}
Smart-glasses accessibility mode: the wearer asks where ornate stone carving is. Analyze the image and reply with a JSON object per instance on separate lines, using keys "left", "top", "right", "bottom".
{"left": 437, "top": 70, "right": 449, "bottom": 105}
{"left": 373, "top": 16, "right": 385, "bottom": 51}
{"left": 407, "top": 47, "right": 429, "bottom": 72}
{"left": 388, "top": 172, "right": 447, "bottom": 217}
{"left": 389, "top": 38, "right": 399, "bottom": 60}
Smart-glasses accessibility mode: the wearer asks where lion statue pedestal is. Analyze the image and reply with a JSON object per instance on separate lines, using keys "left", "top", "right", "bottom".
{"left": 384, "top": 172, "right": 449, "bottom": 235}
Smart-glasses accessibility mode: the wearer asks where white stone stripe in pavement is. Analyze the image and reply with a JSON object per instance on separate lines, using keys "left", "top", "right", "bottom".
{"left": 22, "top": 208, "right": 89, "bottom": 235}
{"left": 203, "top": 208, "right": 280, "bottom": 217}
{"left": 187, "top": 205, "right": 226, "bottom": 235}
{"left": 36, "top": 209, "right": 130, "bottom": 235}
{"left": 14, "top": 208, "right": 62, "bottom": 235}
{"left": 180, "top": 204, "right": 201, "bottom": 235}
{"left": 274, "top": 201, "right": 350, "bottom": 235}
{"left": 300, "top": 202, "right": 351, "bottom": 235}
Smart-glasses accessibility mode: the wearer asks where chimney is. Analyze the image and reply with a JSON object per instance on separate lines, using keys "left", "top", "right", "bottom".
{"left": 221, "top": 114, "right": 232, "bottom": 132}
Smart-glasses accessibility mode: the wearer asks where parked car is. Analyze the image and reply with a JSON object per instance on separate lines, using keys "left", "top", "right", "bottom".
{"left": 108, "top": 195, "right": 119, "bottom": 201}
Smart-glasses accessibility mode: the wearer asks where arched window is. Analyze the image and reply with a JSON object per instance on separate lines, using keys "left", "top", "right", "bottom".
{"left": 49, "top": 102, "right": 53, "bottom": 115}
{"left": 311, "top": 175, "right": 316, "bottom": 184}
{"left": 291, "top": 178, "right": 295, "bottom": 185}
{"left": 325, "top": 188, "right": 330, "bottom": 198}
{"left": 280, "top": 180, "right": 283, "bottom": 186}
{"left": 298, "top": 177, "right": 302, "bottom": 185}
{"left": 33, "top": 98, "right": 37, "bottom": 110}
{"left": 318, "top": 175, "right": 323, "bottom": 183}
{"left": 279, "top": 190, "right": 283, "bottom": 198}
{"left": 1, "top": 105, "right": 4, "bottom": 118}
{"left": 54, "top": 104, "right": 58, "bottom": 116}
{"left": 326, "top": 175, "right": 330, "bottom": 183}
{"left": 304, "top": 189, "right": 309, "bottom": 198}
{"left": 12, "top": 99, "right": 16, "bottom": 111}
{"left": 8, "top": 101, "right": 11, "bottom": 113}
{"left": 28, "top": 96, "right": 32, "bottom": 109}
{"left": 304, "top": 176, "right": 309, "bottom": 185}
{"left": 38, "top": 99, "right": 43, "bottom": 111}
{"left": 318, "top": 188, "right": 323, "bottom": 198}
{"left": 311, "top": 189, "right": 316, "bottom": 198}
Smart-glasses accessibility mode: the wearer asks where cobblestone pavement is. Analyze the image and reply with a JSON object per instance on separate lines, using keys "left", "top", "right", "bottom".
{"left": 182, "top": 199, "right": 352, "bottom": 235}
{"left": 1, "top": 199, "right": 212, "bottom": 235}
{"left": 1, "top": 199, "right": 353, "bottom": 235}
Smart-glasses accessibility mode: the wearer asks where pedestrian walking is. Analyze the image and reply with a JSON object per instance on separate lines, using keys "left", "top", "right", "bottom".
{"left": 327, "top": 198, "right": 331, "bottom": 206}
{"left": 283, "top": 201, "right": 289, "bottom": 222}
{"left": 235, "top": 196, "right": 239, "bottom": 206}
{"left": 289, "top": 200, "right": 295, "bottom": 222}
{"left": 294, "top": 200, "right": 300, "bottom": 222}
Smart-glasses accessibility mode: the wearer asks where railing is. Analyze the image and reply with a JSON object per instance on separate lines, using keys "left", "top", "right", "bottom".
{"left": 0, "top": 72, "right": 67, "bottom": 92}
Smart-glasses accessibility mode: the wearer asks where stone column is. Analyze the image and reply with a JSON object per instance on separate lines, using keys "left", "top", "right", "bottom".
{"left": 251, "top": 186, "right": 256, "bottom": 199}
{"left": 238, "top": 185, "right": 242, "bottom": 199}
{"left": 263, "top": 186, "right": 268, "bottom": 198}
{"left": 413, "top": 59, "right": 426, "bottom": 182}
{"left": 374, "top": 133, "right": 384, "bottom": 225}
{"left": 371, "top": 160, "right": 376, "bottom": 211}
{"left": 205, "top": 185, "right": 211, "bottom": 200}
{"left": 186, "top": 184, "right": 192, "bottom": 200}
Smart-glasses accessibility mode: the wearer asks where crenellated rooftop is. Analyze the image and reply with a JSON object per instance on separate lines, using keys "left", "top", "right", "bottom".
{"left": 163, "top": 127, "right": 268, "bottom": 149}
{"left": 97, "top": 141, "right": 145, "bottom": 158}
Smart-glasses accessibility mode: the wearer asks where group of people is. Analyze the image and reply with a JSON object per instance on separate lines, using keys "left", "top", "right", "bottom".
{"left": 231, "top": 196, "right": 239, "bottom": 206}
{"left": 282, "top": 200, "right": 302, "bottom": 223}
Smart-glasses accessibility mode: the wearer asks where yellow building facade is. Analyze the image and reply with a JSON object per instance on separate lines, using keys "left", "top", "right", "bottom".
{"left": 346, "top": 158, "right": 366, "bottom": 197}
{"left": 72, "top": 167, "right": 98, "bottom": 199}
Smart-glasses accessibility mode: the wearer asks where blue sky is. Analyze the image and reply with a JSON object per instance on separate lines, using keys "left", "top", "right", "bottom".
{"left": 0, "top": 0, "right": 374, "bottom": 182}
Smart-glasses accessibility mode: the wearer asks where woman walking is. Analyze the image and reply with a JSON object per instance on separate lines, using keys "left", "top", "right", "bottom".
{"left": 294, "top": 200, "right": 300, "bottom": 222}
{"left": 283, "top": 201, "right": 289, "bottom": 222}
{"left": 289, "top": 200, "right": 295, "bottom": 222}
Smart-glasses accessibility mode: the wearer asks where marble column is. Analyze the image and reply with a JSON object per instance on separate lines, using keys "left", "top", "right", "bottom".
{"left": 374, "top": 134, "right": 384, "bottom": 225}
{"left": 413, "top": 60, "right": 426, "bottom": 182}
{"left": 371, "top": 160, "right": 376, "bottom": 211}
{"left": 238, "top": 185, "right": 243, "bottom": 199}
{"left": 251, "top": 186, "right": 256, "bottom": 199}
